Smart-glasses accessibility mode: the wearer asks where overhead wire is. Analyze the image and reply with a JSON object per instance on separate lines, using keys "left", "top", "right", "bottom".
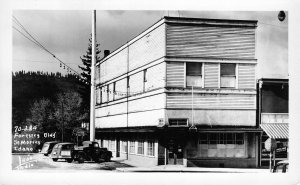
{"left": 12, "top": 15, "right": 89, "bottom": 84}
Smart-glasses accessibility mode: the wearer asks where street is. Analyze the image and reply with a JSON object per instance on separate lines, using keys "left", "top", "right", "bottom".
{"left": 12, "top": 153, "right": 133, "bottom": 171}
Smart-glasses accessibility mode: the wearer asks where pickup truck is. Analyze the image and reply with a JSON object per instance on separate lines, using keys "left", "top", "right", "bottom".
{"left": 72, "top": 141, "right": 112, "bottom": 163}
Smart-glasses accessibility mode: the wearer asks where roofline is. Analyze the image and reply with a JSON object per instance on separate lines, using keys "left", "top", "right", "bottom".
{"left": 97, "top": 16, "right": 258, "bottom": 65}
{"left": 258, "top": 78, "right": 289, "bottom": 83}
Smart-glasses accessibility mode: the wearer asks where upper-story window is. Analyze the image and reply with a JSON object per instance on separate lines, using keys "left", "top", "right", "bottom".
{"left": 220, "top": 64, "right": 236, "bottom": 88}
{"left": 186, "top": 62, "right": 202, "bottom": 87}
{"left": 143, "top": 69, "right": 148, "bottom": 92}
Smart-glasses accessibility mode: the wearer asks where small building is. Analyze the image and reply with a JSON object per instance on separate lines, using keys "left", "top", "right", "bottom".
{"left": 94, "top": 16, "right": 261, "bottom": 168}
{"left": 258, "top": 78, "right": 289, "bottom": 167}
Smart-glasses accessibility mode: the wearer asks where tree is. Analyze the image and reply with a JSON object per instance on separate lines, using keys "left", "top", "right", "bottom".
{"left": 54, "top": 91, "right": 84, "bottom": 141}
{"left": 27, "top": 98, "right": 56, "bottom": 132}
{"left": 78, "top": 37, "right": 101, "bottom": 122}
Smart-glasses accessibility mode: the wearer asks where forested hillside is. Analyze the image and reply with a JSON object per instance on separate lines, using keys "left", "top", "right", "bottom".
{"left": 12, "top": 71, "right": 90, "bottom": 152}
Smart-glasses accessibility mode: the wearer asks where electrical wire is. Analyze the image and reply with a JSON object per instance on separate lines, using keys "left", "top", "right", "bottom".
{"left": 12, "top": 15, "right": 89, "bottom": 84}
{"left": 258, "top": 22, "right": 288, "bottom": 28}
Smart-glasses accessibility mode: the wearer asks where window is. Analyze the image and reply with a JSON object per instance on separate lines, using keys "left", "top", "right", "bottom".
{"left": 147, "top": 141, "right": 155, "bottom": 156}
{"left": 169, "top": 119, "right": 188, "bottom": 126}
{"left": 113, "top": 82, "right": 116, "bottom": 100}
{"left": 109, "top": 140, "right": 115, "bottom": 151}
{"left": 129, "top": 141, "right": 135, "bottom": 154}
{"left": 137, "top": 141, "right": 144, "bottom": 155}
{"left": 186, "top": 62, "right": 202, "bottom": 87}
{"left": 199, "top": 133, "right": 208, "bottom": 144}
{"left": 143, "top": 69, "right": 148, "bottom": 92}
{"left": 121, "top": 141, "right": 127, "bottom": 153}
{"left": 106, "top": 85, "right": 109, "bottom": 102}
{"left": 199, "top": 133, "right": 244, "bottom": 145}
{"left": 220, "top": 64, "right": 236, "bottom": 88}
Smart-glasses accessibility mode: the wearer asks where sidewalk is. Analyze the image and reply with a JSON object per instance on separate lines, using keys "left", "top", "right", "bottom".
{"left": 113, "top": 158, "right": 270, "bottom": 173}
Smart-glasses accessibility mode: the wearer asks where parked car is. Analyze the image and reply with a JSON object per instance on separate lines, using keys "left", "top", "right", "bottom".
{"left": 50, "top": 142, "right": 75, "bottom": 163}
{"left": 40, "top": 141, "right": 59, "bottom": 156}
{"left": 72, "top": 141, "right": 112, "bottom": 163}
{"left": 273, "top": 160, "right": 289, "bottom": 173}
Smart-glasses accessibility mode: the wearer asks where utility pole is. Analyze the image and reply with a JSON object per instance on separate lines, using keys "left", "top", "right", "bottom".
{"left": 61, "top": 100, "right": 64, "bottom": 142}
{"left": 90, "top": 10, "right": 96, "bottom": 141}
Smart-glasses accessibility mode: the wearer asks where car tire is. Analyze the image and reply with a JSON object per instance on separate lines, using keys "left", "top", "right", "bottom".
{"left": 105, "top": 156, "right": 111, "bottom": 162}
{"left": 78, "top": 153, "right": 85, "bottom": 163}
{"left": 66, "top": 158, "right": 73, "bottom": 163}
{"left": 52, "top": 158, "right": 58, "bottom": 162}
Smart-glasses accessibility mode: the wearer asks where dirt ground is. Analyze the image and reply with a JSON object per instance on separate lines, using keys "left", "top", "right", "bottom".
{"left": 12, "top": 153, "right": 133, "bottom": 171}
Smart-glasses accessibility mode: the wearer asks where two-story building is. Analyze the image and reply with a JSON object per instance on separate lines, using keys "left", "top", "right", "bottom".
{"left": 93, "top": 16, "right": 261, "bottom": 168}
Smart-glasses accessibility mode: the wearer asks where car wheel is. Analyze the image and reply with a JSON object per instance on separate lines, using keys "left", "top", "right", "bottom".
{"left": 52, "top": 158, "right": 58, "bottom": 162}
{"left": 105, "top": 156, "right": 111, "bottom": 162}
{"left": 78, "top": 153, "right": 85, "bottom": 163}
{"left": 66, "top": 158, "right": 73, "bottom": 163}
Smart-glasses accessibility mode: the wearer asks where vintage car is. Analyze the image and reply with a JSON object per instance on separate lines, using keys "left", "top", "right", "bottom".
{"left": 50, "top": 142, "right": 75, "bottom": 163}
{"left": 273, "top": 160, "right": 289, "bottom": 173}
{"left": 72, "top": 141, "right": 112, "bottom": 163}
{"left": 40, "top": 141, "right": 59, "bottom": 156}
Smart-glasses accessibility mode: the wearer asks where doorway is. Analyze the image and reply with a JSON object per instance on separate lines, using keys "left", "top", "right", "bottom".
{"left": 167, "top": 139, "right": 183, "bottom": 165}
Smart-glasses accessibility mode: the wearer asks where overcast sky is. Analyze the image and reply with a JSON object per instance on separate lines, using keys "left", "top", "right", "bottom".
{"left": 12, "top": 10, "right": 288, "bottom": 78}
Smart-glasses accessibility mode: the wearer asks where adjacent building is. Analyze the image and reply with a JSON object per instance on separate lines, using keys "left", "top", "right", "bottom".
{"left": 258, "top": 78, "right": 289, "bottom": 167}
{"left": 94, "top": 16, "right": 261, "bottom": 168}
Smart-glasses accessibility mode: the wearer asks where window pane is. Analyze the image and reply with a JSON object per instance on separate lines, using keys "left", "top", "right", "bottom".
{"left": 221, "top": 64, "right": 236, "bottom": 75}
{"left": 129, "top": 141, "right": 135, "bottom": 154}
{"left": 187, "top": 76, "right": 202, "bottom": 87}
{"left": 169, "top": 119, "right": 188, "bottom": 126}
{"left": 137, "top": 141, "right": 144, "bottom": 155}
{"left": 209, "top": 133, "right": 218, "bottom": 144}
{"left": 221, "top": 76, "right": 236, "bottom": 88}
{"left": 226, "top": 133, "right": 234, "bottom": 144}
{"left": 199, "top": 133, "right": 208, "bottom": 144}
{"left": 186, "top": 63, "right": 202, "bottom": 76}
{"left": 147, "top": 141, "right": 154, "bottom": 156}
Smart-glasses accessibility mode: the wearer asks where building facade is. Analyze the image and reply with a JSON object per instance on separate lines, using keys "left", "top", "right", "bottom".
{"left": 94, "top": 16, "right": 261, "bottom": 168}
{"left": 258, "top": 78, "right": 289, "bottom": 167}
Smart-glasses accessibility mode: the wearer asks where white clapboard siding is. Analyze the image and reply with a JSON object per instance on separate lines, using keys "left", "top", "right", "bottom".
{"left": 166, "top": 25, "right": 255, "bottom": 59}
{"left": 238, "top": 64, "right": 256, "bottom": 89}
{"left": 167, "top": 94, "right": 256, "bottom": 109}
{"left": 166, "top": 62, "right": 185, "bottom": 87}
{"left": 145, "top": 63, "right": 165, "bottom": 91}
{"left": 204, "top": 63, "right": 219, "bottom": 88}
{"left": 128, "top": 24, "right": 165, "bottom": 71}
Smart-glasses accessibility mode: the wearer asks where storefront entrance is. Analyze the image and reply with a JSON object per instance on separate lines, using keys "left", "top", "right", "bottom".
{"left": 167, "top": 139, "right": 183, "bottom": 165}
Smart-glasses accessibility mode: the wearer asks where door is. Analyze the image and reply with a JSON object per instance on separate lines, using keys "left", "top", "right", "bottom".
{"left": 167, "top": 139, "right": 183, "bottom": 165}
{"left": 116, "top": 139, "right": 120, "bottom": 157}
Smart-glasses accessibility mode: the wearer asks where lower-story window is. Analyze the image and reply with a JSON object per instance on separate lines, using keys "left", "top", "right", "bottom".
{"left": 109, "top": 140, "right": 115, "bottom": 151}
{"left": 199, "top": 133, "right": 245, "bottom": 158}
{"left": 129, "top": 141, "right": 135, "bottom": 154}
{"left": 137, "top": 140, "right": 144, "bottom": 155}
{"left": 121, "top": 141, "right": 128, "bottom": 153}
{"left": 147, "top": 141, "right": 155, "bottom": 156}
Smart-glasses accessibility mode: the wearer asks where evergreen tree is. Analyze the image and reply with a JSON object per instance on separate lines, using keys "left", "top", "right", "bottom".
{"left": 78, "top": 37, "right": 101, "bottom": 122}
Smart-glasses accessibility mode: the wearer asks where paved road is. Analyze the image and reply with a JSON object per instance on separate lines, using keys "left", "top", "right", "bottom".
{"left": 12, "top": 153, "right": 133, "bottom": 171}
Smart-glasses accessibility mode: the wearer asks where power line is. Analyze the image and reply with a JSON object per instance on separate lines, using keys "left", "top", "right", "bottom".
{"left": 12, "top": 15, "right": 89, "bottom": 84}
{"left": 13, "top": 59, "right": 79, "bottom": 65}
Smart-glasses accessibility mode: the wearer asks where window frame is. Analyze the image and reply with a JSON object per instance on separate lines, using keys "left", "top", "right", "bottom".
{"left": 220, "top": 63, "right": 236, "bottom": 88}
{"left": 129, "top": 141, "right": 135, "bottom": 154}
{"left": 137, "top": 140, "right": 144, "bottom": 155}
{"left": 147, "top": 141, "right": 155, "bottom": 157}
{"left": 186, "top": 62, "right": 203, "bottom": 88}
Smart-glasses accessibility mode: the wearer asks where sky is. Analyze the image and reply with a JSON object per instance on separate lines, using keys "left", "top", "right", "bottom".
{"left": 12, "top": 10, "right": 288, "bottom": 78}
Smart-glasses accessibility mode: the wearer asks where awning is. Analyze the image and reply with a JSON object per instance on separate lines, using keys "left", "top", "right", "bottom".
{"left": 260, "top": 123, "right": 289, "bottom": 139}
